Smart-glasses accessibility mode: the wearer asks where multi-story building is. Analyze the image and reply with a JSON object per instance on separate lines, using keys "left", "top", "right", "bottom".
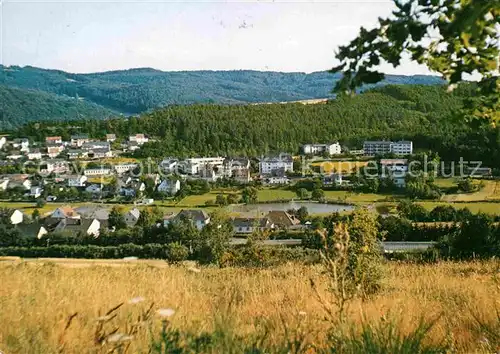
{"left": 129, "top": 134, "right": 149, "bottom": 145}
{"left": 302, "top": 143, "right": 341, "bottom": 156}
{"left": 363, "top": 140, "right": 413, "bottom": 156}
{"left": 45, "top": 136, "right": 62, "bottom": 144}
{"left": 70, "top": 135, "right": 90, "bottom": 147}
{"left": 259, "top": 153, "right": 293, "bottom": 175}
{"left": 114, "top": 163, "right": 138, "bottom": 175}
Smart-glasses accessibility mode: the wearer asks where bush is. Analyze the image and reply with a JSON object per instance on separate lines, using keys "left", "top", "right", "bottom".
{"left": 167, "top": 242, "right": 189, "bottom": 263}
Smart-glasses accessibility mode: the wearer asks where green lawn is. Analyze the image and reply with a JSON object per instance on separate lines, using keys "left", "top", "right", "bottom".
{"left": 256, "top": 189, "right": 296, "bottom": 202}
{"left": 433, "top": 178, "right": 457, "bottom": 188}
{"left": 323, "top": 190, "right": 391, "bottom": 203}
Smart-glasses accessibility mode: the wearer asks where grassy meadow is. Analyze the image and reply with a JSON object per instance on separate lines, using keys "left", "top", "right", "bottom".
{"left": 0, "top": 259, "right": 499, "bottom": 353}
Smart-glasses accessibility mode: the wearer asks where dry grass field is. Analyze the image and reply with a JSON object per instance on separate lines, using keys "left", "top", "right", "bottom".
{"left": 0, "top": 259, "right": 499, "bottom": 353}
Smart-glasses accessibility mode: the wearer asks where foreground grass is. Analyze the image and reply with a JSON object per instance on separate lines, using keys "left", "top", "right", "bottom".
{"left": 0, "top": 260, "right": 499, "bottom": 353}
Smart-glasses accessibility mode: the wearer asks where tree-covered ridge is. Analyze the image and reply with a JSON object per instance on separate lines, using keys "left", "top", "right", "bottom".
{"left": 14, "top": 84, "right": 500, "bottom": 167}
{"left": 0, "top": 85, "right": 115, "bottom": 130}
{"left": 1, "top": 65, "right": 443, "bottom": 114}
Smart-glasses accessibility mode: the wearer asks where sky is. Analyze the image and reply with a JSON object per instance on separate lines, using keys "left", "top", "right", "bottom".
{"left": 1, "top": 0, "right": 433, "bottom": 75}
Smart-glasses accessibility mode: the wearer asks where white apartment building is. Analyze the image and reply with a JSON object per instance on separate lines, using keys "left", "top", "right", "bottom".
{"left": 114, "top": 163, "right": 138, "bottom": 175}
{"left": 84, "top": 168, "right": 112, "bottom": 176}
{"left": 259, "top": 154, "right": 294, "bottom": 175}
{"left": 363, "top": 140, "right": 413, "bottom": 156}
{"left": 302, "top": 143, "right": 341, "bottom": 156}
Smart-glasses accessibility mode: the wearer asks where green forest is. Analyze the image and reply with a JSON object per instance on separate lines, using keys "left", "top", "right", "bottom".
{"left": 1, "top": 65, "right": 442, "bottom": 117}
{"left": 12, "top": 84, "right": 500, "bottom": 167}
{"left": 0, "top": 86, "right": 115, "bottom": 129}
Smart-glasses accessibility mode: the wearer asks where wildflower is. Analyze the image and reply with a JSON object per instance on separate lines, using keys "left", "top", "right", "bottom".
{"left": 157, "top": 308, "right": 176, "bottom": 318}
{"left": 187, "top": 266, "right": 201, "bottom": 273}
{"left": 106, "top": 333, "right": 133, "bottom": 343}
{"left": 128, "top": 296, "right": 145, "bottom": 304}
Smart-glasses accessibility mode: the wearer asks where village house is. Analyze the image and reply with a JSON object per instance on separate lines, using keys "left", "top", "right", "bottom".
{"left": 29, "top": 186, "right": 43, "bottom": 198}
{"left": 66, "top": 175, "right": 88, "bottom": 187}
{"left": 380, "top": 159, "right": 408, "bottom": 187}
{"left": 164, "top": 209, "right": 210, "bottom": 230}
{"left": 16, "top": 223, "right": 49, "bottom": 239}
{"left": 323, "top": 173, "right": 343, "bottom": 186}
{"left": 85, "top": 183, "right": 104, "bottom": 195}
{"left": 6, "top": 174, "right": 32, "bottom": 190}
{"left": 129, "top": 134, "right": 149, "bottom": 145}
{"left": 45, "top": 136, "right": 62, "bottom": 145}
{"left": 0, "top": 136, "right": 7, "bottom": 150}
{"left": 302, "top": 143, "right": 342, "bottom": 156}
{"left": 232, "top": 217, "right": 274, "bottom": 234}
{"left": 159, "top": 158, "right": 179, "bottom": 174}
{"left": 157, "top": 179, "right": 181, "bottom": 195}
{"left": 12, "top": 138, "right": 30, "bottom": 152}
{"left": 259, "top": 153, "right": 294, "bottom": 175}
{"left": 263, "top": 176, "right": 290, "bottom": 185}
{"left": 40, "top": 159, "right": 69, "bottom": 175}
{"left": 50, "top": 206, "right": 81, "bottom": 220}
{"left": 106, "top": 134, "right": 116, "bottom": 142}
{"left": 265, "top": 211, "right": 301, "bottom": 230}
{"left": 54, "top": 218, "right": 101, "bottom": 237}
{"left": 124, "top": 208, "right": 141, "bottom": 227}
{"left": 127, "top": 141, "right": 141, "bottom": 152}
{"left": 67, "top": 149, "right": 88, "bottom": 160}
{"left": 27, "top": 149, "right": 42, "bottom": 160}
{"left": 70, "top": 134, "right": 90, "bottom": 147}
{"left": 223, "top": 158, "right": 252, "bottom": 183}
{"left": 46, "top": 144, "right": 65, "bottom": 158}
{"left": 9, "top": 209, "right": 24, "bottom": 225}
{"left": 0, "top": 178, "right": 9, "bottom": 191}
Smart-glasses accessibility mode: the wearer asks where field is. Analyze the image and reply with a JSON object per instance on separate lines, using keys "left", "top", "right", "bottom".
{"left": 441, "top": 180, "right": 500, "bottom": 202}
{"left": 256, "top": 188, "right": 296, "bottom": 201}
{"left": 0, "top": 259, "right": 499, "bottom": 353}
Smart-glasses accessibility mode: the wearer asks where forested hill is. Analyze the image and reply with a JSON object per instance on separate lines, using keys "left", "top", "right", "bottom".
{"left": 1, "top": 65, "right": 443, "bottom": 116}
{"left": 14, "top": 84, "right": 500, "bottom": 167}
{"left": 0, "top": 85, "right": 115, "bottom": 130}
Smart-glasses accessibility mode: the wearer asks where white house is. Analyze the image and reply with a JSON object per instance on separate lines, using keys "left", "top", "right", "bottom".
{"left": 12, "top": 138, "right": 29, "bottom": 152}
{"left": 106, "top": 134, "right": 116, "bottom": 142}
{"left": 84, "top": 168, "right": 112, "bottom": 176}
{"left": 259, "top": 154, "right": 294, "bottom": 175}
{"left": 0, "top": 179, "right": 9, "bottom": 191}
{"left": 124, "top": 208, "right": 141, "bottom": 227}
{"left": 7, "top": 175, "right": 31, "bottom": 190}
{"left": 67, "top": 149, "right": 88, "bottom": 159}
{"left": 302, "top": 143, "right": 341, "bottom": 156}
{"left": 67, "top": 175, "right": 88, "bottom": 187}
{"left": 129, "top": 134, "right": 149, "bottom": 145}
{"left": 264, "top": 176, "right": 290, "bottom": 185}
{"left": 29, "top": 186, "right": 43, "bottom": 198}
{"left": 159, "top": 159, "right": 179, "bottom": 174}
{"left": 157, "top": 179, "right": 181, "bottom": 195}
{"left": 54, "top": 218, "right": 101, "bottom": 237}
{"left": 232, "top": 217, "right": 274, "bottom": 234}
{"left": 10, "top": 209, "right": 24, "bottom": 225}
{"left": 6, "top": 154, "right": 23, "bottom": 160}
{"left": 0, "top": 136, "right": 7, "bottom": 149}
{"left": 165, "top": 210, "right": 210, "bottom": 230}
{"left": 46, "top": 144, "right": 65, "bottom": 158}
{"left": 27, "top": 149, "right": 42, "bottom": 160}
{"left": 114, "top": 163, "right": 138, "bottom": 175}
